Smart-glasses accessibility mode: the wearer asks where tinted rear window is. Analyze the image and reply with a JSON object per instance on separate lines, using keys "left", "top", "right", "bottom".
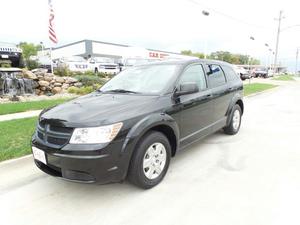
{"left": 206, "top": 64, "right": 226, "bottom": 87}
{"left": 222, "top": 65, "right": 239, "bottom": 81}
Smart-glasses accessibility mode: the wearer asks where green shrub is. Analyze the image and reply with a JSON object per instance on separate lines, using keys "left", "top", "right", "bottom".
{"left": 26, "top": 59, "right": 40, "bottom": 70}
{"left": 67, "top": 86, "right": 78, "bottom": 94}
{"left": 0, "top": 62, "right": 11, "bottom": 68}
{"left": 54, "top": 66, "right": 73, "bottom": 76}
{"left": 67, "top": 86, "right": 95, "bottom": 95}
{"left": 75, "top": 75, "right": 105, "bottom": 86}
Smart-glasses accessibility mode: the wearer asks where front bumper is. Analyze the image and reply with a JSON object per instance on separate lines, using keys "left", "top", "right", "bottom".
{"left": 241, "top": 73, "right": 251, "bottom": 79}
{"left": 31, "top": 137, "right": 131, "bottom": 184}
{"left": 97, "top": 68, "right": 119, "bottom": 75}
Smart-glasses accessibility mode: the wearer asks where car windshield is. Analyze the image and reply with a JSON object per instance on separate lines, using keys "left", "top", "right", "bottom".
{"left": 100, "top": 64, "right": 178, "bottom": 94}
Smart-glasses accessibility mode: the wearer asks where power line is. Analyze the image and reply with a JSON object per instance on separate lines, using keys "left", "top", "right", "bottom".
{"left": 187, "top": 0, "right": 273, "bottom": 30}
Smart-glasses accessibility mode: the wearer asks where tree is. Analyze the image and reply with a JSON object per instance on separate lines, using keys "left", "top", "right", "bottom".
{"left": 209, "top": 51, "right": 260, "bottom": 65}
{"left": 18, "top": 42, "right": 42, "bottom": 69}
{"left": 18, "top": 42, "right": 42, "bottom": 61}
{"left": 181, "top": 50, "right": 205, "bottom": 59}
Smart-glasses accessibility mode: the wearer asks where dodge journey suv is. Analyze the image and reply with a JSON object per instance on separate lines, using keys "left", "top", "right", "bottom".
{"left": 32, "top": 59, "right": 244, "bottom": 189}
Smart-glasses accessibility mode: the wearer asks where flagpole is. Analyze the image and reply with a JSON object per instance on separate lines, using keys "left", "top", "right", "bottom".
{"left": 50, "top": 47, "right": 54, "bottom": 73}
{"left": 48, "top": 0, "right": 57, "bottom": 73}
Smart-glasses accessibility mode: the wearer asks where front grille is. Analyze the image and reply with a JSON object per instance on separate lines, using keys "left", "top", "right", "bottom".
{"left": 36, "top": 122, "right": 73, "bottom": 148}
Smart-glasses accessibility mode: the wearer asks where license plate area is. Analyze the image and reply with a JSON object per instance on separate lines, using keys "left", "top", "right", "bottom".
{"left": 32, "top": 146, "right": 47, "bottom": 165}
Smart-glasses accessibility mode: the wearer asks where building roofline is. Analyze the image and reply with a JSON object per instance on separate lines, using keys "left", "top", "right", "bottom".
{"left": 48, "top": 39, "right": 185, "bottom": 56}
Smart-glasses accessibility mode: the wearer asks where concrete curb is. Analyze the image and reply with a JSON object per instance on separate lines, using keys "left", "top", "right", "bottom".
{"left": 244, "top": 85, "right": 281, "bottom": 98}
{"left": 0, "top": 154, "right": 32, "bottom": 166}
{"left": 0, "top": 110, "right": 42, "bottom": 122}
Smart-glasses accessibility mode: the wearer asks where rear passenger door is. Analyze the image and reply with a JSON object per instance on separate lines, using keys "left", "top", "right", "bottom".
{"left": 205, "top": 64, "right": 232, "bottom": 126}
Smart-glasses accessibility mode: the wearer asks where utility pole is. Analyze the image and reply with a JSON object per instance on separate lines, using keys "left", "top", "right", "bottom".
{"left": 273, "top": 10, "right": 284, "bottom": 74}
{"left": 296, "top": 48, "right": 299, "bottom": 75}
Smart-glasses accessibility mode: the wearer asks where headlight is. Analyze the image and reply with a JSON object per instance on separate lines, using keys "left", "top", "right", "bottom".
{"left": 69, "top": 122, "right": 123, "bottom": 144}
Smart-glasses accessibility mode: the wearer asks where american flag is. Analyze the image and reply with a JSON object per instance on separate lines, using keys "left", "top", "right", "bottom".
{"left": 48, "top": 0, "right": 58, "bottom": 44}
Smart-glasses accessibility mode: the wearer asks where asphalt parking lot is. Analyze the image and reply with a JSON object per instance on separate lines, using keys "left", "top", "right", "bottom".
{"left": 1, "top": 79, "right": 300, "bottom": 225}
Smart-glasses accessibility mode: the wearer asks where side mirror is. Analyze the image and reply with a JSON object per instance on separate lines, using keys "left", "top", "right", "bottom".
{"left": 175, "top": 82, "right": 199, "bottom": 97}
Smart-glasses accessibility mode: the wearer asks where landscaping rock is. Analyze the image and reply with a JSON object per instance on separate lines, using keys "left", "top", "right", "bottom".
{"left": 38, "top": 80, "right": 50, "bottom": 87}
{"left": 44, "top": 74, "right": 54, "bottom": 82}
{"left": 62, "top": 83, "right": 69, "bottom": 89}
{"left": 35, "top": 89, "right": 41, "bottom": 95}
{"left": 54, "top": 83, "right": 62, "bottom": 87}
{"left": 23, "top": 70, "right": 37, "bottom": 80}
{"left": 65, "top": 77, "right": 78, "bottom": 84}
{"left": 52, "top": 87, "right": 62, "bottom": 94}
{"left": 74, "top": 82, "right": 83, "bottom": 87}
{"left": 55, "top": 77, "right": 65, "bottom": 83}
{"left": 32, "top": 68, "right": 48, "bottom": 76}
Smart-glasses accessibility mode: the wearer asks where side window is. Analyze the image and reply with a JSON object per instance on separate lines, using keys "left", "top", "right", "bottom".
{"left": 222, "top": 65, "right": 239, "bottom": 81}
{"left": 207, "top": 64, "right": 226, "bottom": 87}
{"left": 178, "top": 64, "right": 207, "bottom": 91}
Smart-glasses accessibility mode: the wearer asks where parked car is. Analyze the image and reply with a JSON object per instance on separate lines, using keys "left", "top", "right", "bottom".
{"left": 252, "top": 68, "right": 268, "bottom": 78}
{"left": 32, "top": 59, "right": 244, "bottom": 189}
{"left": 88, "top": 57, "right": 119, "bottom": 74}
{"left": 57, "top": 56, "right": 89, "bottom": 73}
{"left": 234, "top": 66, "right": 251, "bottom": 80}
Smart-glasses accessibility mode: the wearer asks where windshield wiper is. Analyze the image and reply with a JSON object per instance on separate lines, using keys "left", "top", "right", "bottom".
{"left": 103, "top": 89, "right": 139, "bottom": 94}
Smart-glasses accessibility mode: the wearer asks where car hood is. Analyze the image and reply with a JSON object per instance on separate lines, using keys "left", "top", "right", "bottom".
{"left": 40, "top": 93, "right": 160, "bottom": 127}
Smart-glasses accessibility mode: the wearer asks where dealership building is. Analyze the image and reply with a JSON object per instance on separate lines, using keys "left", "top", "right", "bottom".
{"left": 38, "top": 39, "right": 195, "bottom": 61}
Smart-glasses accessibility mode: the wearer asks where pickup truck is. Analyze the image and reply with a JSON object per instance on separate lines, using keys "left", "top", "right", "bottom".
{"left": 88, "top": 57, "right": 119, "bottom": 75}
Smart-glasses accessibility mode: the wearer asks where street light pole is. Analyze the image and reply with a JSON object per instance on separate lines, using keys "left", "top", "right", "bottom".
{"left": 247, "top": 36, "right": 255, "bottom": 71}
{"left": 202, "top": 10, "right": 209, "bottom": 59}
{"left": 264, "top": 43, "right": 269, "bottom": 69}
{"left": 273, "top": 10, "right": 284, "bottom": 74}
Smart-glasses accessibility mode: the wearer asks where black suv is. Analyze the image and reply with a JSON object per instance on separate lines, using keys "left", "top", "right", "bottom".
{"left": 32, "top": 59, "right": 244, "bottom": 189}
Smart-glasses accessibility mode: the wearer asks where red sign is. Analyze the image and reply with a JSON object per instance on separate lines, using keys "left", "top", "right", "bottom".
{"left": 149, "top": 52, "right": 169, "bottom": 59}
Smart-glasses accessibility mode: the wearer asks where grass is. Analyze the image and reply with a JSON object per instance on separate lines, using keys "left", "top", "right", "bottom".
{"left": 244, "top": 83, "right": 277, "bottom": 96}
{"left": 0, "top": 98, "right": 73, "bottom": 115}
{"left": 272, "top": 75, "right": 295, "bottom": 81}
{"left": 0, "top": 117, "right": 37, "bottom": 162}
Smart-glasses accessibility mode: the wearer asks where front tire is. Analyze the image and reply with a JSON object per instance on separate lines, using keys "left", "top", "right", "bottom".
{"left": 224, "top": 104, "right": 242, "bottom": 135}
{"left": 127, "top": 131, "right": 171, "bottom": 189}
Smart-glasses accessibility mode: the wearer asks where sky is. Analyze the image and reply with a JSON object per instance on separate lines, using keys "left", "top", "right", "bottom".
{"left": 1, "top": 0, "right": 300, "bottom": 70}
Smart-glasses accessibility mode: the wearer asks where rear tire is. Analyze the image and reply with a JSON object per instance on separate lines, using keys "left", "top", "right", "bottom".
{"left": 127, "top": 131, "right": 171, "bottom": 189}
{"left": 224, "top": 104, "right": 242, "bottom": 135}
{"left": 94, "top": 68, "right": 98, "bottom": 74}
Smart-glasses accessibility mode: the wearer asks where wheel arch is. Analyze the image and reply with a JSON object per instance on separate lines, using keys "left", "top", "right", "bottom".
{"left": 226, "top": 94, "right": 244, "bottom": 126}
{"left": 121, "top": 113, "right": 180, "bottom": 157}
